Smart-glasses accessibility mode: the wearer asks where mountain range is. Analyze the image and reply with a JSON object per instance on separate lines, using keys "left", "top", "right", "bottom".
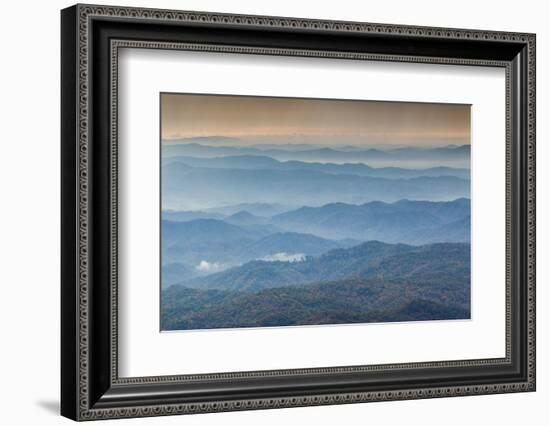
{"left": 162, "top": 155, "right": 470, "bottom": 180}
{"left": 162, "top": 142, "right": 470, "bottom": 168}
{"left": 161, "top": 219, "right": 357, "bottom": 286}
{"left": 272, "top": 198, "right": 471, "bottom": 242}
{"left": 177, "top": 240, "right": 470, "bottom": 292}
{"left": 162, "top": 241, "right": 470, "bottom": 330}
{"left": 162, "top": 162, "right": 470, "bottom": 210}
{"left": 162, "top": 197, "right": 470, "bottom": 282}
{"left": 161, "top": 198, "right": 470, "bottom": 287}
{"left": 160, "top": 139, "right": 471, "bottom": 330}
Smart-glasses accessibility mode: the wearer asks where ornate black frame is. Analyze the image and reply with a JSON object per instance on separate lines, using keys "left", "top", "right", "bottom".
{"left": 61, "top": 4, "right": 536, "bottom": 421}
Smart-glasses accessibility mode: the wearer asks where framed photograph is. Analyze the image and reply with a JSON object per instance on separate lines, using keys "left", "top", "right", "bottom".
{"left": 61, "top": 4, "right": 536, "bottom": 421}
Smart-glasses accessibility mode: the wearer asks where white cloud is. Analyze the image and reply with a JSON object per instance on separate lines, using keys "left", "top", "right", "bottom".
{"left": 260, "top": 252, "right": 306, "bottom": 262}
{"left": 195, "top": 260, "right": 223, "bottom": 273}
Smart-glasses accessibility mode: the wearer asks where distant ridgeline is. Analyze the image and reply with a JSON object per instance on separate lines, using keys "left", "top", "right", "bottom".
{"left": 161, "top": 142, "right": 471, "bottom": 168}
{"left": 161, "top": 143, "right": 471, "bottom": 210}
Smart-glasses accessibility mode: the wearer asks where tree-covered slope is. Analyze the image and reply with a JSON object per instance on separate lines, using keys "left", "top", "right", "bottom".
{"left": 178, "top": 241, "right": 470, "bottom": 293}
{"left": 161, "top": 275, "right": 470, "bottom": 330}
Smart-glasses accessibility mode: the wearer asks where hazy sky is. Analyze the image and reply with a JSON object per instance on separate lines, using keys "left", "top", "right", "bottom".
{"left": 161, "top": 93, "right": 470, "bottom": 147}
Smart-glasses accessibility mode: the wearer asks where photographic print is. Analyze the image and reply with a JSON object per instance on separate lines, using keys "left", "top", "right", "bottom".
{"left": 160, "top": 93, "right": 471, "bottom": 331}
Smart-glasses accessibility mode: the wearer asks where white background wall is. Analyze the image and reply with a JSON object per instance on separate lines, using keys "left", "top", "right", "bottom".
{"left": 0, "top": 0, "right": 547, "bottom": 424}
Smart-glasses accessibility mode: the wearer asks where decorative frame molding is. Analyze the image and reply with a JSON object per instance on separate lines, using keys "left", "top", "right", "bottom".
{"left": 61, "top": 4, "right": 535, "bottom": 421}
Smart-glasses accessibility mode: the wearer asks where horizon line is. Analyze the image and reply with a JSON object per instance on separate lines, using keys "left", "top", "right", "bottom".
{"left": 161, "top": 139, "right": 471, "bottom": 149}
